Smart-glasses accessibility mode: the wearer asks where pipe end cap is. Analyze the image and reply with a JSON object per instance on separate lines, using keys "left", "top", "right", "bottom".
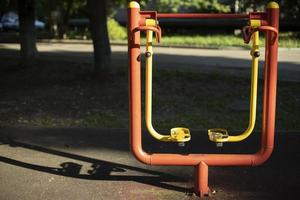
{"left": 267, "top": 2, "right": 279, "bottom": 9}
{"left": 128, "top": 1, "right": 140, "bottom": 8}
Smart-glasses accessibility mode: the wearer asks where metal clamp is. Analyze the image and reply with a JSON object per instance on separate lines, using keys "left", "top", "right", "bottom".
{"left": 242, "top": 25, "right": 278, "bottom": 44}
{"left": 131, "top": 25, "right": 161, "bottom": 43}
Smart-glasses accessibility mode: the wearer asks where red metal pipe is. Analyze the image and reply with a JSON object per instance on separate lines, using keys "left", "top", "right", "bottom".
{"left": 242, "top": 25, "right": 278, "bottom": 44}
{"left": 128, "top": 5, "right": 279, "bottom": 167}
{"left": 132, "top": 26, "right": 161, "bottom": 43}
{"left": 194, "top": 162, "right": 210, "bottom": 197}
{"left": 128, "top": 5, "right": 151, "bottom": 165}
{"left": 261, "top": 3, "right": 279, "bottom": 152}
{"left": 157, "top": 13, "right": 249, "bottom": 19}
{"left": 128, "top": 1, "right": 279, "bottom": 196}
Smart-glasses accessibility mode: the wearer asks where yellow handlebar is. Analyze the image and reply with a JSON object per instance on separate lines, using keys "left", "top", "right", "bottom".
{"left": 145, "top": 29, "right": 191, "bottom": 143}
{"left": 208, "top": 30, "right": 260, "bottom": 143}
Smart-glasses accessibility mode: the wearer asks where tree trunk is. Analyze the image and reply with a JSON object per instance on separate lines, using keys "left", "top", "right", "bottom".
{"left": 17, "top": 0, "right": 37, "bottom": 67}
{"left": 87, "top": 0, "right": 111, "bottom": 76}
{"left": 58, "top": 0, "right": 74, "bottom": 39}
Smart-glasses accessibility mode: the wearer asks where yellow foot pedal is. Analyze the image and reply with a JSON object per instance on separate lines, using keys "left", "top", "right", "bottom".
{"left": 208, "top": 128, "right": 229, "bottom": 143}
{"left": 170, "top": 127, "right": 191, "bottom": 142}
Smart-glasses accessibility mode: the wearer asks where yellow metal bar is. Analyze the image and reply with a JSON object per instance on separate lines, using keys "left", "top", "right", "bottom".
{"left": 250, "top": 19, "right": 261, "bottom": 27}
{"left": 145, "top": 30, "right": 170, "bottom": 141}
{"left": 208, "top": 31, "right": 260, "bottom": 143}
{"left": 145, "top": 30, "right": 191, "bottom": 142}
{"left": 146, "top": 19, "right": 156, "bottom": 26}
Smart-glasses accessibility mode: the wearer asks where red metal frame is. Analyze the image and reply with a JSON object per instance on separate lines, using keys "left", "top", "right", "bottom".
{"left": 128, "top": 2, "right": 279, "bottom": 197}
{"left": 157, "top": 13, "right": 249, "bottom": 19}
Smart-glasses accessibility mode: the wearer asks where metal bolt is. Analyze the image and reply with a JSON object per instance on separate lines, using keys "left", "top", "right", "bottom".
{"left": 178, "top": 142, "right": 185, "bottom": 147}
{"left": 254, "top": 51, "right": 260, "bottom": 58}
{"left": 216, "top": 142, "right": 223, "bottom": 147}
{"left": 145, "top": 51, "right": 152, "bottom": 58}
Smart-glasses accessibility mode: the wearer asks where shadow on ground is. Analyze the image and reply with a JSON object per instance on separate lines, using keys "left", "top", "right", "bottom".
{"left": 0, "top": 135, "right": 188, "bottom": 193}
{"left": 1, "top": 127, "right": 300, "bottom": 200}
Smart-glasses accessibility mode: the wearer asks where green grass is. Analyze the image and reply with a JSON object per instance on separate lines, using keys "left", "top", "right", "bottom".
{"left": 0, "top": 57, "right": 299, "bottom": 131}
{"left": 140, "top": 32, "right": 300, "bottom": 48}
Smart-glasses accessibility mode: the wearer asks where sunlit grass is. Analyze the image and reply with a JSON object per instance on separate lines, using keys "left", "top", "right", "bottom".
{"left": 1, "top": 59, "right": 299, "bottom": 131}
{"left": 140, "top": 32, "right": 300, "bottom": 48}
{"left": 6, "top": 69, "right": 299, "bottom": 130}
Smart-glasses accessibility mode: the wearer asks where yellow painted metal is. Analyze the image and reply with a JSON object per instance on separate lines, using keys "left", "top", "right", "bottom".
{"left": 145, "top": 30, "right": 191, "bottom": 142}
{"left": 208, "top": 129, "right": 229, "bottom": 142}
{"left": 128, "top": 1, "right": 140, "bottom": 8}
{"left": 267, "top": 1, "right": 279, "bottom": 9}
{"left": 146, "top": 19, "right": 156, "bottom": 26}
{"left": 208, "top": 31, "right": 260, "bottom": 143}
{"left": 250, "top": 19, "right": 261, "bottom": 28}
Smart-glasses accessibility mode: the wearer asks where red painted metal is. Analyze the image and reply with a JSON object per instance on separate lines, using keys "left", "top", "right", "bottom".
{"left": 132, "top": 26, "right": 161, "bottom": 43}
{"left": 194, "top": 162, "right": 210, "bottom": 197}
{"left": 128, "top": 2, "right": 279, "bottom": 197}
{"left": 242, "top": 25, "right": 278, "bottom": 44}
{"left": 249, "top": 12, "right": 267, "bottom": 20}
{"left": 157, "top": 13, "right": 249, "bottom": 19}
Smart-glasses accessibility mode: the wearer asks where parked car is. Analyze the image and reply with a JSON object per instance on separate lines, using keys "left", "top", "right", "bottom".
{"left": 0, "top": 11, "right": 45, "bottom": 31}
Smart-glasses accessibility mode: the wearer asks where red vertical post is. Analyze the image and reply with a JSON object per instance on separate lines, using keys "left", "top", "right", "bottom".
{"left": 261, "top": 2, "right": 279, "bottom": 151}
{"left": 128, "top": 2, "right": 151, "bottom": 164}
{"left": 128, "top": 2, "right": 142, "bottom": 161}
{"left": 194, "top": 162, "right": 210, "bottom": 197}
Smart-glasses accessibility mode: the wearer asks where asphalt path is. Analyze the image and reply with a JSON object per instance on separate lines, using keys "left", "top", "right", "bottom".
{"left": 1, "top": 127, "right": 300, "bottom": 200}
{"left": 1, "top": 43, "right": 300, "bottom": 82}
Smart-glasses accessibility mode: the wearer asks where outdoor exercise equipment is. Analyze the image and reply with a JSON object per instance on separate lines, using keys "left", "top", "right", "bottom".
{"left": 145, "top": 19, "right": 191, "bottom": 144}
{"left": 208, "top": 25, "right": 260, "bottom": 144}
{"left": 208, "top": 23, "right": 278, "bottom": 145}
{"left": 128, "top": 1, "right": 279, "bottom": 198}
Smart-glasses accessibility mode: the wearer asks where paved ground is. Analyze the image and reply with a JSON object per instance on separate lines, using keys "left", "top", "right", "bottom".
{"left": 0, "top": 43, "right": 300, "bottom": 199}
{"left": 1, "top": 127, "right": 300, "bottom": 200}
{"left": 0, "top": 43, "right": 300, "bottom": 82}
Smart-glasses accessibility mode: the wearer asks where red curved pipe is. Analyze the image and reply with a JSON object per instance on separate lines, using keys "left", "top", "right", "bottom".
{"left": 132, "top": 26, "right": 161, "bottom": 43}
{"left": 242, "top": 25, "right": 278, "bottom": 44}
{"left": 128, "top": 4, "right": 279, "bottom": 168}
{"left": 132, "top": 139, "right": 273, "bottom": 166}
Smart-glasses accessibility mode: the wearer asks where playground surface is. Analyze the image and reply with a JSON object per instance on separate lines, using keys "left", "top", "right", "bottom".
{"left": 1, "top": 127, "right": 300, "bottom": 200}
{"left": 0, "top": 43, "right": 300, "bottom": 199}
{"left": 0, "top": 43, "right": 300, "bottom": 82}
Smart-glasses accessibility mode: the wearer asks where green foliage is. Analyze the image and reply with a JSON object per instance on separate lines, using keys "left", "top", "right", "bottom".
{"left": 41, "top": 0, "right": 86, "bottom": 16}
{"left": 141, "top": 32, "right": 300, "bottom": 48}
{"left": 0, "top": 0, "right": 10, "bottom": 13}
{"left": 155, "top": 0, "right": 230, "bottom": 13}
{"left": 107, "top": 0, "right": 127, "bottom": 17}
{"left": 65, "top": 18, "right": 126, "bottom": 41}
{"left": 233, "top": 0, "right": 299, "bottom": 20}
{"left": 280, "top": 0, "right": 300, "bottom": 20}
{"left": 107, "top": 18, "right": 127, "bottom": 40}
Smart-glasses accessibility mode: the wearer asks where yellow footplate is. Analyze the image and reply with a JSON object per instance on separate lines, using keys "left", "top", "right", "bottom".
{"left": 170, "top": 127, "right": 191, "bottom": 142}
{"left": 208, "top": 128, "right": 229, "bottom": 142}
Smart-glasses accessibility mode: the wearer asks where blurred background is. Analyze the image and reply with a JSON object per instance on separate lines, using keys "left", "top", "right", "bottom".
{"left": 0, "top": 0, "right": 299, "bottom": 48}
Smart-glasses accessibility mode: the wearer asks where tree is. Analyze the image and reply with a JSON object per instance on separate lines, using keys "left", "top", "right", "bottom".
{"left": 153, "top": 0, "right": 230, "bottom": 13}
{"left": 41, "top": 0, "right": 86, "bottom": 39}
{"left": 87, "top": 0, "right": 111, "bottom": 76}
{"left": 17, "top": 0, "right": 37, "bottom": 66}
